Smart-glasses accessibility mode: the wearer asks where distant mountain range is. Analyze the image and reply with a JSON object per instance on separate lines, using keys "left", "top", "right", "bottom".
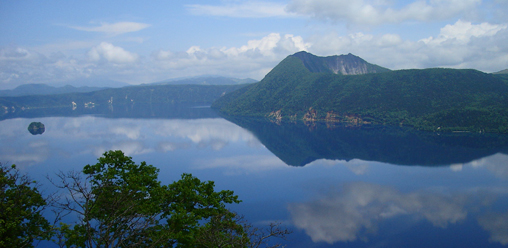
{"left": 0, "top": 77, "right": 251, "bottom": 119}
{"left": 0, "top": 84, "right": 108, "bottom": 97}
{"left": 0, "top": 76, "right": 255, "bottom": 97}
{"left": 494, "top": 69, "right": 508, "bottom": 74}
{"left": 151, "top": 76, "right": 257, "bottom": 86}
{"left": 213, "top": 52, "right": 508, "bottom": 133}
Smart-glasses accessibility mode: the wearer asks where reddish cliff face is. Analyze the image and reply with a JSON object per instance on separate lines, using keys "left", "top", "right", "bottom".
{"left": 266, "top": 107, "right": 370, "bottom": 128}
{"left": 303, "top": 107, "right": 318, "bottom": 121}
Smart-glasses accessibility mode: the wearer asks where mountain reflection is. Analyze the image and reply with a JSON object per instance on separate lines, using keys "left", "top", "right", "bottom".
{"left": 288, "top": 182, "right": 508, "bottom": 246}
{"left": 222, "top": 116, "right": 508, "bottom": 167}
{"left": 0, "top": 103, "right": 220, "bottom": 121}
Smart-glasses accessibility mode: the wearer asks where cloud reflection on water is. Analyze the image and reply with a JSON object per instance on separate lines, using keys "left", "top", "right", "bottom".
{"left": 91, "top": 141, "right": 155, "bottom": 157}
{"left": 194, "top": 155, "right": 287, "bottom": 175}
{"left": 288, "top": 182, "right": 469, "bottom": 244}
{"left": 478, "top": 212, "right": 508, "bottom": 245}
{"left": 153, "top": 118, "right": 257, "bottom": 145}
{"left": 0, "top": 117, "right": 258, "bottom": 166}
{"left": 307, "top": 159, "right": 371, "bottom": 175}
{"left": 452, "top": 153, "right": 508, "bottom": 179}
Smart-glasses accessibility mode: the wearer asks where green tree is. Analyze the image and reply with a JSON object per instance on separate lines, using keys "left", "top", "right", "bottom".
{"left": 52, "top": 150, "right": 289, "bottom": 248}
{"left": 0, "top": 163, "right": 52, "bottom": 247}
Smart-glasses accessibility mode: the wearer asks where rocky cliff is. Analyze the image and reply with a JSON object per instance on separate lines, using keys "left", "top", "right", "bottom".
{"left": 291, "top": 51, "right": 390, "bottom": 75}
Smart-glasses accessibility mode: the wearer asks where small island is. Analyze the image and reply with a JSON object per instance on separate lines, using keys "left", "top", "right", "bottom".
{"left": 28, "top": 122, "right": 45, "bottom": 135}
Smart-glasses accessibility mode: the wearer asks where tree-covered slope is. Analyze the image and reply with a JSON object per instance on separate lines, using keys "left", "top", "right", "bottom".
{"left": 213, "top": 52, "right": 508, "bottom": 133}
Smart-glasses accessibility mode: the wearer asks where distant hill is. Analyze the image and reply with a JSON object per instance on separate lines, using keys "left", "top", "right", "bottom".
{"left": 0, "top": 76, "right": 255, "bottom": 97}
{"left": 213, "top": 52, "right": 508, "bottom": 133}
{"left": 152, "top": 76, "right": 258, "bottom": 86}
{"left": 0, "top": 84, "right": 107, "bottom": 97}
{"left": 0, "top": 84, "right": 248, "bottom": 118}
{"left": 52, "top": 77, "right": 130, "bottom": 88}
{"left": 494, "top": 69, "right": 508, "bottom": 74}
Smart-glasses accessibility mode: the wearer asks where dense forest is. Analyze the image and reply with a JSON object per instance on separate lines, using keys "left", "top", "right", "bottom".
{"left": 213, "top": 53, "right": 508, "bottom": 133}
{"left": 0, "top": 151, "right": 290, "bottom": 247}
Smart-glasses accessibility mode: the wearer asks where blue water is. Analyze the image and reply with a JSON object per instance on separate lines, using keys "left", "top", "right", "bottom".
{"left": 2, "top": 113, "right": 508, "bottom": 247}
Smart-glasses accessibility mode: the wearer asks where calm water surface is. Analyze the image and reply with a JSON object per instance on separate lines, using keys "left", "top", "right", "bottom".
{"left": 2, "top": 107, "right": 508, "bottom": 247}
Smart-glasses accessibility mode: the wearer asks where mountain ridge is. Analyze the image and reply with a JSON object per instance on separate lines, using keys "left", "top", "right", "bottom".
{"left": 150, "top": 76, "right": 257, "bottom": 86}
{"left": 0, "top": 84, "right": 108, "bottom": 97}
{"left": 291, "top": 51, "right": 390, "bottom": 75}
{"left": 0, "top": 84, "right": 248, "bottom": 120}
{"left": 213, "top": 52, "right": 508, "bottom": 133}
{"left": 494, "top": 69, "right": 508, "bottom": 74}
{"left": 0, "top": 76, "right": 256, "bottom": 97}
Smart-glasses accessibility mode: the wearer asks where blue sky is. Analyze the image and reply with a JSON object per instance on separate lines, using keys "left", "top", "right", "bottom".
{"left": 0, "top": 0, "right": 507, "bottom": 89}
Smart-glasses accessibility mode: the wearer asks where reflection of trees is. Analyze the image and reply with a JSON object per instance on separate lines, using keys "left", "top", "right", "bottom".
{"left": 288, "top": 182, "right": 469, "bottom": 244}
{"left": 222, "top": 117, "right": 508, "bottom": 167}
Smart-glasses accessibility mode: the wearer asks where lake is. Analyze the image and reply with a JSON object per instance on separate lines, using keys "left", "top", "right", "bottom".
{"left": 2, "top": 105, "right": 508, "bottom": 247}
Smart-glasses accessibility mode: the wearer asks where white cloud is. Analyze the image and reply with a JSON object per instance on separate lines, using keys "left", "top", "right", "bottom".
{"left": 88, "top": 42, "right": 139, "bottom": 64}
{"left": 289, "top": 182, "right": 468, "bottom": 244}
{"left": 1, "top": 19, "right": 507, "bottom": 89}
{"left": 286, "top": 0, "right": 481, "bottom": 26}
{"left": 421, "top": 19, "right": 508, "bottom": 44}
{"left": 152, "top": 33, "right": 309, "bottom": 79}
{"left": 0, "top": 46, "right": 88, "bottom": 89}
{"left": 186, "top": 1, "right": 293, "bottom": 18}
{"left": 176, "top": 33, "right": 309, "bottom": 60}
{"left": 307, "top": 20, "right": 508, "bottom": 72}
{"left": 0, "top": 47, "right": 31, "bottom": 60}
{"left": 69, "top": 22, "right": 151, "bottom": 36}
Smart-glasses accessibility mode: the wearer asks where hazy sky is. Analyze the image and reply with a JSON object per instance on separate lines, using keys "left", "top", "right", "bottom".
{"left": 1, "top": 0, "right": 507, "bottom": 89}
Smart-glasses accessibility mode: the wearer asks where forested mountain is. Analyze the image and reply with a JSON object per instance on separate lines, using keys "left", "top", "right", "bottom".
{"left": 213, "top": 52, "right": 508, "bottom": 133}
